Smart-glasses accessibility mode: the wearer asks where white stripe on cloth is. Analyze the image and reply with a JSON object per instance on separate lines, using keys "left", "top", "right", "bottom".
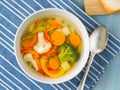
{"left": 4, "top": 0, "right": 26, "bottom": 18}
{"left": 33, "top": 0, "right": 45, "bottom": 9}
{"left": 1, "top": 37, "right": 14, "bottom": 51}
{"left": 0, "top": 78, "right": 14, "bottom": 90}
{"left": 0, "top": 24, "right": 15, "bottom": 37}
{"left": 21, "top": 0, "right": 36, "bottom": 12}
{"left": 0, "top": 71, "right": 23, "bottom": 90}
{"left": 1, "top": 14, "right": 18, "bottom": 29}
{"left": 0, "top": 30, "right": 14, "bottom": 43}
{"left": 0, "top": 82, "right": 9, "bottom": 90}
{"left": 0, "top": 2, "right": 24, "bottom": 21}
{"left": 12, "top": 0, "right": 31, "bottom": 15}
{"left": 1, "top": 65, "right": 31, "bottom": 90}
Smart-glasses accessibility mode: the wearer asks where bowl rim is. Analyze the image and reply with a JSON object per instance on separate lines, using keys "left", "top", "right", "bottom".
{"left": 14, "top": 8, "right": 89, "bottom": 84}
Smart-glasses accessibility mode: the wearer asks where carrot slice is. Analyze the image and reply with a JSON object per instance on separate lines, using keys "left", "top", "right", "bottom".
{"left": 44, "top": 26, "right": 61, "bottom": 43}
{"left": 40, "top": 58, "right": 65, "bottom": 78}
{"left": 21, "top": 34, "right": 38, "bottom": 48}
{"left": 47, "top": 19, "right": 61, "bottom": 26}
{"left": 43, "top": 20, "right": 62, "bottom": 43}
{"left": 51, "top": 31, "right": 65, "bottom": 46}
{"left": 68, "top": 33, "right": 81, "bottom": 47}
{"left": 21, "top": 39, "right": 32, "bottom": 48}
{"left": 48, "top": 57, "right": 60, "bottom": 70}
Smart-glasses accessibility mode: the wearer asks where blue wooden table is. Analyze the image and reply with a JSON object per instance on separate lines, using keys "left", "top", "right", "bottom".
{"left": 72, "top": 0, "right": 120, "bottom": 90}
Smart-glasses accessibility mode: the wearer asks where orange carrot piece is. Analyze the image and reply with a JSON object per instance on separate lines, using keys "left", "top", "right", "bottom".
{"left": 44, "top": 20, "right": 62, "bottom": 43}
{"left": 40, "top": 58, "right": 65, "bottom": 78}
{"left": 47, "top": 19, "right": 62, "bottom": 26}
{"left": 51, "top": 31, "right": 65, "bottom": 46}
{"left": 48, "top": 57, "right": 60, "bottom": 70}
{"left": 44, "top": 25, "right": 62, "bottom": 43}
{"left": 21, "top": 34, "right": 38, "bottom": 48}
{"left": 68, "top": 33, "right": 81, "bottom": 47}
{"left": 21, "top": 39, "right": 32, "bottom": 48}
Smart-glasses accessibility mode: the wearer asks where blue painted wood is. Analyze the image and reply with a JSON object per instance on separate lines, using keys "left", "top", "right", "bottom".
{"left": 71, "top": 0, "right": 120, "bottom": 90}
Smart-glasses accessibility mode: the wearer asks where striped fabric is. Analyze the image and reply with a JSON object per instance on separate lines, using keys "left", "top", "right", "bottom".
{"left": 0, "top": 0, "right": 120, "bottom": 90}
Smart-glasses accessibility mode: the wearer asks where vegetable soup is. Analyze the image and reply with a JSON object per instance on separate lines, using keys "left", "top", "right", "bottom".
{"left": 20, "top": 16, "right": 82, "bottom": 78}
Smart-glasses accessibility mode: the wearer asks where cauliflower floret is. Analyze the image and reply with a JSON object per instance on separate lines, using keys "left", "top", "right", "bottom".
{"left": 33, "top": 32, "right": 52, "bottom": 54}
{"left": 23, "top": 53, "right": 38, "bottom": 71}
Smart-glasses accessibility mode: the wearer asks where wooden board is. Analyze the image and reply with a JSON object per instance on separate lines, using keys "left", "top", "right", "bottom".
{"left": 84, "top": 0, "right": 120, "bottom": 15}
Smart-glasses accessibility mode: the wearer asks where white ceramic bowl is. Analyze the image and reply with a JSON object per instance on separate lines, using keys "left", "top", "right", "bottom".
{"left": 14, "top": 8, "right": 89, "bottom": 84}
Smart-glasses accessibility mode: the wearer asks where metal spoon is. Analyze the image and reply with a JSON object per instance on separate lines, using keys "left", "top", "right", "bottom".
{"left": 77, "top": 25, "right": 108, "bottom": 90}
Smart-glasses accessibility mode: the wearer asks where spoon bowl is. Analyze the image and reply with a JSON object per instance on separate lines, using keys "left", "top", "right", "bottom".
{"left": 77, "top": 25, "right": 108, "bottom": 90}
{"left": 90, "top": 26, "right": 108, "bottom": 54}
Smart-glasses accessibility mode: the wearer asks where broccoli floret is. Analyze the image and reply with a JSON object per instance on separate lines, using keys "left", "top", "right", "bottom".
{"left": 58, "top": 43, "right": 79, "bottom": 63}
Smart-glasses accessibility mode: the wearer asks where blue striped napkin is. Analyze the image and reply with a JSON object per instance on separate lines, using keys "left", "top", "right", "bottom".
{"left": 0, "top": 0, "right": 120, "bottom": 90}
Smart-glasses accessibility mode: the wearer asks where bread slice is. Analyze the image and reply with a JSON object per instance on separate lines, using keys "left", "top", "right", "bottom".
{"left": 100, "top": 0, "right": 120, "bottom": 13}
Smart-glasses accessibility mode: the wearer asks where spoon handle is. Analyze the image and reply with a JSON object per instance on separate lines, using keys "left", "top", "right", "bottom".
{"left": 77, "top": 52, "right": 95, "bottom": 90}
